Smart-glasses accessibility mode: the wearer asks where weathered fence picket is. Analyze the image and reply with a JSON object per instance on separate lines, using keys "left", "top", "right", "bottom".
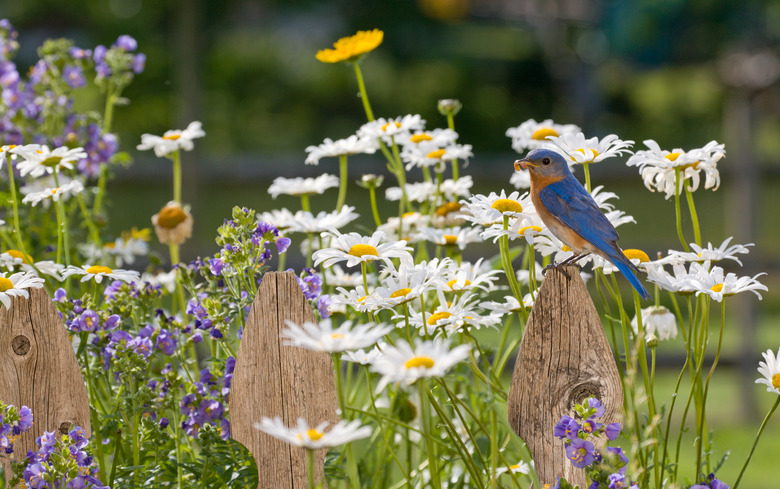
{"left": 507, "top": 265, "right": 624, "bottom": 487}
{"left": 0, "top": 287, "right": 91, "bottom": 480}
{"left": 229, "top": 271, "right": 340, "bottom": 489}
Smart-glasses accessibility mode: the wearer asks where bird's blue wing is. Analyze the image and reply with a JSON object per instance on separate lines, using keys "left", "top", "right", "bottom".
{"left": 539, "top": 177, "right": 619, "bottom": 251}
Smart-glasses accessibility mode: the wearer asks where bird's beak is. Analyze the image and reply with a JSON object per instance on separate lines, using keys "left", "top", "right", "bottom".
{"left": 514, "top": 158, "right": 537, "bottom": 171}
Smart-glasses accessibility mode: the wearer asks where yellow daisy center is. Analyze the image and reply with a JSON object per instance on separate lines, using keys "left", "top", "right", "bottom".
{"left": 491, "top": 199, "right": 523, "bottom": 214}
{"left": 623, "top": 249, "right": 650, "bottom": 263}
{"left": 518, "top": 225, "right": 542, "bottom": 235}
{"left": 402, "top": 212, "right": 418, "bottom": 219}
{"left": 357, "top": 295, "right": 367, "bottom": 303}
{"left": 772, "top": 373, "right": 780, "bottom": 390}
{"left": 41, "top": 155, "right": 63, "bottom": 168}
{"left": 435, "top": 202, "right": 461, "bottom": 217}
{"left": 390, "top": 288, "right": 412, "bottom": 298}
{"left": 510, "top": 464, "right": 521, "bottom": 470}
{"left": 443, "top": 234, "right": 458, "bottom": 245}
{"left": 296, "top": 429, "right": 323, "bottom": 441}
{"left": 5, "top": 249, "right": 32, "bottom": 264}
{"left": 410, "top": 134, "right": 433, "bottom": 143}
{"left": 348, "top": 244, "right": 378, "bottom": 259}
{"left": 426, "top": 149, "right": 446, "bottom": 159}
{"left": 163, "top": 134, "right": 181, "bottom": 141}
{"left": 157, "top": 205, "right": 188, "bottom": 229}
{"left": 315, "top": 29, "right": 384, "bottom": 63}
{"left": 665, "top": 152, "right": 683, "bottom": 161}
{"left": 447, "top": 279, "right": 471, "bottom": 289}
{"left": 0, "top": 277, "right": 14, "bottom": 292}
{"left": 710, "top": 283, "right": 724, "bottom": 293}
{"left": 330, "top": 333, "right": 344, "bottom": 340}
{"left": 86, "top": 265, "right": 113, "bottom": 275}
{"left": 532, "top": 127, "right": 559, "bottom": 140}
{"left": 562, "top": 245, "right": 572, "bottom": 252}
{"left": 404, "top": 356, "right": 435, "bottom": 369}
{"left": 428, "top": 311, "right": 452, "bottom": 325}
{"left": 381, "top": 121, "right": 402, "bottom": 132}
{"left": 571, "top": 148, "right": 599, "bottom": 161}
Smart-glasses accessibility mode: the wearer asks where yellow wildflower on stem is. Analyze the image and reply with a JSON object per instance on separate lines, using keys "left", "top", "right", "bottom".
{"left": 315, "top": 29, "right": 384, "bottom": 64}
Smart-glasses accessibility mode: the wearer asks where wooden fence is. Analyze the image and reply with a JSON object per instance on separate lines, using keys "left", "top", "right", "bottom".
{"left": 0, "top": 268, "right": 622, "bottom": 488}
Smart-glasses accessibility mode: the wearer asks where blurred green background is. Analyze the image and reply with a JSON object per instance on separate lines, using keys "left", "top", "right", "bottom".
{"left": 3, "top": 0, "right": 780, "bottom": 486}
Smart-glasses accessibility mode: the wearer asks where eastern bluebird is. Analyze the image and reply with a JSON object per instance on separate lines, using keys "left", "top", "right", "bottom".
{"left": 514, "top": 148, "right": 651, "bottom": 300}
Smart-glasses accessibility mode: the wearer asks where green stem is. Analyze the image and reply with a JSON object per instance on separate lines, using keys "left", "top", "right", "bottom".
{"left": 684, "top": 184, "right": 702, "bottom": 247}
{"left": 633, "top": 290, "right": 659, "bottom": 487}
{"left": 419, "top": 380, "right": 441, "bottom": 489}
{"left": 734, "top": 396, "right": 780, "bottom": 489}
{"left": 369, "top": 186, "right": 382, "bottom": 227}
{"left": 172, "top": 149, "right": 182, "bottom": 204}
{"left": 336, "top": 154, "right": 348, "bottom": 211}
{"left": 306, "top": 449, "right": 316, "bottom": 489}
{"left": 5, "top": 155, "right": 36, "bottom": 264}
{"left": 583, "top": 162, "right": 591, "bottom": 193}
{"left": 446, "top": 113, "right": 459, "bottom": 180}
{"left": 697, "top": 300, "right": 726, "bottom": 476}
{"left": 353, "top": 61, "right": 375, "bottom": 121}
{"left": 674, "top": 169, "right": 690, "bottom": 252}
{"left": 300, "top": 194, "right": 311, "bottom": 212}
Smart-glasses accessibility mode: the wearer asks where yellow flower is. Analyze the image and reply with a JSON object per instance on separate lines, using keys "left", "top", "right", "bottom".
{"left": 315, "top": 29, "right": 384, "bottom": 63}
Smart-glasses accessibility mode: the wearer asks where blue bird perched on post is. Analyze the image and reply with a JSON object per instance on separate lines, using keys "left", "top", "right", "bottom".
{"left": 515, "top": 148, "right": 651, "bottom": 300}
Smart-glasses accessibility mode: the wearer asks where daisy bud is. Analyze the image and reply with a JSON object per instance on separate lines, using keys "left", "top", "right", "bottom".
{"left": 437, "top": 98, "right": 462, "bottom": 117}
{"left": 152, "top": 201, "right": 193, "bottom": 245}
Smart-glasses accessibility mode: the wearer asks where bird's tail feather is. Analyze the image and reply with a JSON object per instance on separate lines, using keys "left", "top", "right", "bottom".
{"left": 610, "top": 253, "right": 651, "bottom": 300}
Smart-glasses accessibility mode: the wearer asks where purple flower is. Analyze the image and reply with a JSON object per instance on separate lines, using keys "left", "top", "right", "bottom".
{"left": 23, "top": 462, "right": 47, "bottom": 488}
{"left": 93, "top": 45, "right": 107, "bottom": 63}
{"left": 209, "top": 258, "right": 224, "bottom": 276}
{"left": 553, "top": 415, "right": 580, "bottom": 439}
{"left": 156, "top": 329, "right": 177, "bottom": 355}
{"left": 129, "top": 336, "right": 154, "bottom": 358}
{"left": 605, "top": 422, "right": 621, "bottom": 440}
{"left": 317, "top": 294, "right": 332, "bottom": 318}
{"left": 607, "top": 446, "right": 629, "bottom": 474}
{"left": 104, "top": 314, "right": 120, "bottom": 330}
{"left": 707, "top": 474, "right": 729, "bottom": 489}
{"left": 54, "top": 288, "right": 68, "bottom": 302}
{"left": 114, "top": 35, "right": 137, "bottom": 51}
{"left": 15, "top": 405, "right": 33, "bottom": 434}
{"left": 608, "top": 473, "right": 626, "bottom": 489}
{"left": 69, "top": 46, "right": 92, "bottom": 59}
{"left": 565, "top": 437, "right": 595, "bottom": 469}
{"left": 159, "top": 417, "right": 169, "bottom": 429}
{"left": 192, "top": 331, "right": 203, "bottom": 343}
{"left": 76, "top": 310, "right": 100, "bottom": 332}
{"left": 582, "top": 418, "right": 600, "bottom": 434}
{"left": 36, "top": 430, "right": 57, "bottom": 455}
{"left": 277, "top": 236, "right": 291, "bottom": 254}
{"left": 132, "top": 53, "right": 146, "bottom": 74}
{"left": 63, "top": 65, "right": 86, "bottom": 88}
{"left": 585, "top": 397, "right": 606, "bottom": 417}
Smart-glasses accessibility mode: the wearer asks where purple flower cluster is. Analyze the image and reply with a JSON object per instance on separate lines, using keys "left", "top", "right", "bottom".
{"left": 293, "top": 267, "right": 332, "bottom": 318}
{"left": 20, "top": 426, "right": 107, "bottom": 489}
{"left": 0, "top": 403, "right": 33, "bottom": 454}
{"left": 56, "top": 289, "right": 121, "bottom": 333}
{"left": 553, "top": 397, "right": 637, "bottom": 489}
{"left": 690, "top": 474, "right": 729, "bottom": 489}
{"left": 179, "top": 357, "right": 235, "bottom": 441}
{"left": 93, "top": 34, "right": 145, "bottom": 81}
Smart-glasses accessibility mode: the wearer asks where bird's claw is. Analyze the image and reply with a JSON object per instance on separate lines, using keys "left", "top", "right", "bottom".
{"left": 542, "top": 262, "right": 571, "bottom": 279}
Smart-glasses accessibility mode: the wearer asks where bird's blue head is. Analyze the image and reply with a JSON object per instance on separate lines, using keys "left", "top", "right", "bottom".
{"left": 514, "top": 149, "right": 571, "bottom": 179}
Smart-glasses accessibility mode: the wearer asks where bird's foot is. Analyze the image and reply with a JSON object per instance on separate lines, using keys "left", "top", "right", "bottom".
{"left": 542, "top": 262, "right": 571, "bottom": 279}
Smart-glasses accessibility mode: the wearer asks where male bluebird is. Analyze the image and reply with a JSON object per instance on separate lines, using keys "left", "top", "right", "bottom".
{"left": 514, "top": 148, "right": 651, "bottom": 300}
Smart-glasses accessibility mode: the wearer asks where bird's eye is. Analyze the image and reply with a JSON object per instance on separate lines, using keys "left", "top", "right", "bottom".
{"left": 542, "top": 157, "right": 551, "bottom": 165}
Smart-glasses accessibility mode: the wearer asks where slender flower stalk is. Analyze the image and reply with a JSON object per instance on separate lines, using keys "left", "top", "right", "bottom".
{"left": 685, "top": 185, "right": 702, "bottom": 246}
{"left": 172, "top": 149, "right": 182, "bottom": 204}
{"left": 336, "top": 154, "right": 348, "bottom": 211}
{"left": 734, "top": 396, "right": 780, "bottom": 489}
{"left": 353, "top": 61, "right": 375, "bottom": 122}
{"left": 673, "top": 168, "right": 690, "bottom": 252}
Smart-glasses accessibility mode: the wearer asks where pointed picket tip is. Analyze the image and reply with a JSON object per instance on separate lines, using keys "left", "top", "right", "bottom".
{"left": 507, "top": 265, "right": 623, "bottom": 488}
{"left": 0, "top": 287, "right": 91, "bottom": 480}
{"left": 230, "top": 271, "right": 340, "bottom": 489}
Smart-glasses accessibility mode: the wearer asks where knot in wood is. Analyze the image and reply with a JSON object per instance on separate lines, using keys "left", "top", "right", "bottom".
{"left": 59, "top": 422, "right": 72, "bottom": 435}
{"left": 11, "top": 334, "right": 31, "bottom": 355}
{"left": 568, "top": 381, "right": 603, "bottom": 408}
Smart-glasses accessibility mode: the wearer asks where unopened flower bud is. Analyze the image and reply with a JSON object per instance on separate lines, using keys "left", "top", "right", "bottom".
{"left": 438, "top": 98, "right": 462, "bottom": 117}
{"left": 646, "top": 333, "right": 659, "bottom": 348}
{"left": 357, "top": 174, "right": 384, "bottom": 189}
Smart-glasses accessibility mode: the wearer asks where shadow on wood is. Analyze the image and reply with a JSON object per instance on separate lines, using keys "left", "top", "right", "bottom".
{"left": 0, "top": 287, "right": 91, "bottom": 480}
{"left": 230, "top": 271, "right": 340, "bottom": 489}
{"left": 507, "top": 265, "right": 623, "bottom": 487}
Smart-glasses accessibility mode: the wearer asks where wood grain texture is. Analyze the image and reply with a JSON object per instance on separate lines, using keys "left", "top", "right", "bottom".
{"left": 0, "top": 287, "right": 91, "bottom": 480}
{"left": 507, "top": 265, "right": 623, "bottom": 488}
{"left": 230, "top": 271, "right": 340, "bottom": 489}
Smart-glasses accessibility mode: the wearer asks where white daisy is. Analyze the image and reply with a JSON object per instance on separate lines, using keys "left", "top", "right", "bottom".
{"left": 268, "top": 174, "right": 339, "bottom": 198}
{"left": 398, "top": 128, "right": 459, "bottom": 149}
{"left": 631, "top": 306, "right": 678, "bottom": 341}
{"left": 0, "top": 271, "right": 45, "bottom": 308}
{"left": 547, "top": 132, "right": 634, "bottom": 164}
{"left": 506, "top": 118, "right": 581, "bottom": 153}
{"left": 280, "top": 318, "right": 392, "bottom": 353}
{"left": 460, "top": 190, "right": 530, "bottom": 227}
{"left": 755, "top": 348, "right": 780, "bottom": 395}
{"left": 385, "top": 181, "right": 436, "bottom": 203}
{"left": 377, "top": 212, "right": 432, "bottom": 242}
{"left": 305, "top": 134, "right": 379, "bottom": 165}
{"left": 442, "top": 258, "right": 501, "bottom": 293}
{"left": 15, "top": 145, "right": 87, "bottom": 177}
{"left": 0, "top": 250, "right": 27, "bottom": 270}
{"left": 257, "top": 208, "right": 298, "bottom": 231}
{"left": 669, "top": 237, "right": 753, "bottom": 266}
{"left": 358, "top": 115, "right": 426, "bottom": 143}
{"left": 493, "top": 460, "right": 531, "bottom": 476}
{"left": 287, "top": 206, "right": 359, "bottom": 234}
{"left": 137, "top": 121, "right": 205, "bottom": 157}
{"left": 61, "top": 264, "right": 140, "bottom": 284}
{"left": 689, "top": 262, "right": 767, "bottom": 302}
{"left": 140, "top": 269, "right": 177, "bottom": 293}
{"left": 370, "top": 338, "right": 470, "bottom": 392}
{"left": 438, "top": 176, "right": 474, "bottom": 201}
{"left": 415, "top": 226, "right": 482, "bottom": 250}
{"left": 342, "top": 342, "right": 386, "bottom": 365}
{"left": 509, "top": 167, "right": 531, "bottom": 189}
{"left": 22, "top": 179, "right": 84, "bottom": 207}
{"left": 626, "top": 140, "right": 725, "bottom": 199}
{"left": 404, "top": 290, "right": 499, "bottom": 335}
{"left": 324, "top": 265, "right": 371, "bottom": 288}
{"left": 645, "top": 261, "right": 702, "bottom": 294}
{"left": 104, "top": 235, "right": 150, "bottom": 267}
{"left": 480, "top": 293, "right": 536, "bottom": 316}
{"left": 312, "top": 230, "right": 412, "bottom": 269}
{"left": 402, "top": 142, "right": 473, "bottom": 171}
{"left": 331, "top": 285, "right": 382, "bottom": 314}
{"left": 372, "top": 260, "right": 442, "bottom": 310}
{"left": 25, "top": 260, "right": 65, "bottom": 281}
{"left": 254, "top": 417, "right": 372, "bottom": 450}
